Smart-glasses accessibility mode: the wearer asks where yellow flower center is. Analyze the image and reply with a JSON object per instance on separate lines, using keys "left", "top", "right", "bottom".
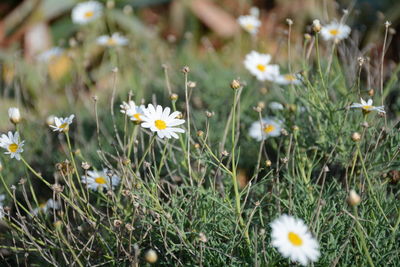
{"left": 60, "top": 123, "right": 68, "bottom": 129}
{"left": 284, "top": 74, "right": 296, "bottom": 81}
{"left": 133, "top": 113, "right": 141, "bottom": 121}
{"left": 8, "top": 143, "right": 18, "bottom": 153}
{"left": 155, "top": 120, "right": 167, "bottom": 130}
{"left": 84, "top": 11, "right": 94, "bottom": 18}
{"left": 107, "top": 38, "right": 117, "bottom": 46}
{"left": 263, "top": 124, "right": 275, "bottom": 134}
{"left": 257, "top": 64, "right": 266, "bottom": 72}
{"left": 95, "top": 177, "right": 107, "bottom": 184}
{"left": 362, "top": 105, "right": 372, "bottom": 110}
{"left": 245, "top": 24, "right": 255, "bottom": 30}
{"left": 288, "top": 232, "right": 303, "bottom": 246}
{"left": 329, "top": 29, "right": 339, "bottom": 36}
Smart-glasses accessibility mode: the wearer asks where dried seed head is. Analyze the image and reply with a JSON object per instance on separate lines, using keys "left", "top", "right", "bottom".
{"left": 280, "top": 157, "right": 289, "bottom": 164}
{"left": 187, "top": 81, "right": 196, "bottom": 88}
{"left": 125, "top": 223, "right": 134, "bottom": 231}
{"left": 182, "top": 66, "right": 190, "bottom": 73}
{"left": 199, "top": 232, "right": 208, "bottom": 243}
{"left": 280, "top": 129, "right": 289, "bottom": 136}
{"left": 145, "top": 249, "right": 158, "bottom": 264}
{"left": 348, "top": 189, "right": 361, "bottom": 206}
{"left": 113, "top": 219, "right": 122, "bottom": 228}
{"left": 194, "top": 143, "right": 200, "bottom": 149}
{"left": 169, "top": 93, "right": 179, "bottom": 101}
{"left": 351, "top": 132, "right": 361, "bottom": 142}
{"left": 54, "top": 220, "right": 63, "bottom": 229}
{"left": 286, "top": 18, "right": 293, "bottom": 25}
{"left": 389, "top": 28, "right": 396, "bottom": 35}
{"left": 205, "top": 111, "right": 214, "bottom": 118}
{"left": 52, "top": 184, "right": 64, "bottom": 193}
{"left": 361, "top": 121, "right": 369, "bottom": 128}
{"left": 368, "top": 89, "right": 374, "bottom": 96}
{"left": 357, "top": 57, "right": 365, "bottom": 66}
{"left": 257, "top": 101, "right": 265, "bottom": 110}
{"left": 292, "top": 125, "right": 299, "bottom": 132}
{"left": 304, "top": 33, "right": 312, "bottom": 40}
{"left": 81, "top": 162, "right": 91, "bottom": 170}
{"left": 385, "top": 21, "right": 392, "bottom": 28}
{"left": 197, "top": 130, "right": 204, "bottom": 137}
{"left": 312, "top": 19, "right": 321, "bottom": 33}
{"left": 265, "top": 160, "right": 272, "bottom": 167}
{"left": 230, "top": 79, "right": 241, "bottom": 90}
{"left": 221, "top": 150, "right": 229, "bottom": 157}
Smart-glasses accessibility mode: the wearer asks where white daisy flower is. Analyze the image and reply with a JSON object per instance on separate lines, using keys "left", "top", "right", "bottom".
{"left": 249, "top": 117, "right": 283, "bottom": 141}
{"left": 37, "top": 47, "right": 64, "bottom": 63}
{"left": 50, "top": 115, "right": 75, "bottom": 132}
{"left": 32, "top": 199, "right": 61, "bottom": 215}
{"left": 71, "top": 1, "right": 103, "bottom": 25}
{"left": 120, "top": 101, "right": 146, "bottom": 122}
{"left": 274, "top": 74, "right": 301, "bottom": 85}
{"left": 238, "top": 15, "right": 261, "bottom": 35}
{"left": 0, "top": 131, "right": 24, "bottom": 160}
{"left": 81, "top": 169, "right": 121, "bottom": 191}
{"left": 269, "top": 102, "right": 284, "bottom": 111}
{"left": 271, "top": 214, "right": 320, "bottom": 266}
{"left": 141, "top": 104, "right": 185, "bottom": 139}
{"left": 320, "top": 21, "right": 351, "bottom": 41}
{"left": 8, "top": 107, "right": 21, "bottom": 124}
{"left": 244, "top": 51, "right": 280, "bottom": 81}
{"left": 97, "top": 32, "right": 128, "bottom": 47}
{"left": 350, "top": 98, "right": 385, "bottom": 113}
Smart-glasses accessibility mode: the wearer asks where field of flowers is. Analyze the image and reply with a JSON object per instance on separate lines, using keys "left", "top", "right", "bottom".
{"left": 0, "top": 0, "right": 399, "bottom": 266}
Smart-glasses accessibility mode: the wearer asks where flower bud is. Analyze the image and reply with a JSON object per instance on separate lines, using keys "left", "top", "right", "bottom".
{"left": 351, "top": 132, "right": 361, "bottom": 142}
{"left": 230, "top": 79, "right": 241, "bottom": 90}
{"left": 8, "top": 107, "right": 21, "bottom": 124}
{"left": 46, "top": 115, "right": 55, "bottom": 126}
{"left": 347, "top": 189, "right": 361, "bottom": 206}
{"left": 312, "top": 19, "right": 321, "bottom": 33}
{"left": 181, "top": 66, "right": 190, "bottom": 73}
{"left": 170, "top": 93, "right": 178, "bottom": 101}
{"left": 145, "top": 249, "right": 158, "bottom": 264}
{"left": 265, "top": 160, "right": 272, "bottom": 167}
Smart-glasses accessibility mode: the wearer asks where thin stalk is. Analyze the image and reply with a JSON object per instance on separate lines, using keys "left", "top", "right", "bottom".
{"left": 353, "top": 206, "right": 375, "bottom": 267}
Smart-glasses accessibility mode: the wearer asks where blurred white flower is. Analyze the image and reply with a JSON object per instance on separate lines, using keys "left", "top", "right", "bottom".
{"left": 320, "top": 21, "right": 351, "bottom": 41}
{"left": 274, "top": 74, "right": 301, "bottom": 85}
{"left": 269, "top": 102, "right": 284, "bottom": 111}
{"left": 244, "top": 51, "right": 280, "bottom": 81}
{"left": 71, "top": 1, "right": 103, "bottom": 25}
{"left": 50, "top": 115, "right": 75, "bottom": 132}
{"left": 270, "top": 214, "right": 320, "bottom": 266}
{"left": 37, "top": 47, "right": 64, "bottom": 63}
{"left": 141, "top": 104, "right": 185, "bottom": 139}
{"left": 0, "top": 131, "right": 24, "bottom": 160}
{"left": 33, "top": 199, "right": 61, "bottom": 215}
{"left": 81, "top": 169, "right": 120, "bottom": 191}
{"left": 120, "top": 101, "right": 146, "bottom": 122}
{"left": 350, "top": 98, "right": 385, "bottom": 113}
{"left": 97, "top": 33, "right": 128, "bottom": 47}
{"left": 249, "top": 117, "right": 283, "bottom": 141}
{"left": 238, "top": 15, "right": 261, "bottom": 35}
{"left": 8, "top": 107, "right": 21, "bottom": 124}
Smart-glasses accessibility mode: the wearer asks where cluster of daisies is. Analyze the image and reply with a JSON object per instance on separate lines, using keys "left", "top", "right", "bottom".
{"left": 37, "top": 1, "right": 128, "bottom": 64}
{"left": 237, "top": 8, "right": 384, "bottom": 142}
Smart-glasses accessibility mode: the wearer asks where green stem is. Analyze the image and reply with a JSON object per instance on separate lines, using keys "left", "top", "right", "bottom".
{"left": 353, "top": 206, "right": 375, "bottom": 267}
{"left": 136, "top": 135, "right": 156, "bottom": 172}
{"left": 231, "top": 89, "right": 250, "bottom": 245}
